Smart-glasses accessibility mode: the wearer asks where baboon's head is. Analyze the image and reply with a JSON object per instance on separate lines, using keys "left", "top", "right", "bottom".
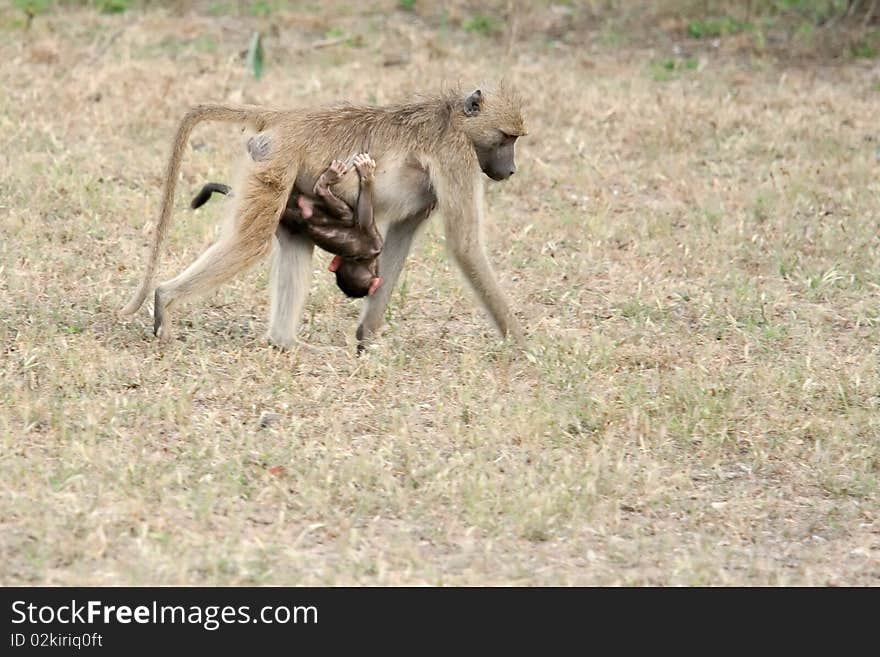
{"left": 459, "top": 86, "right": 527, "bottom": 181}
{"left": 330, "top": 256, "right": 382, "bottom": 299}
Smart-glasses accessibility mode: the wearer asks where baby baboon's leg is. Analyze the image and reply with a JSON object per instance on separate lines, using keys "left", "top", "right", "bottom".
{"left": 154, "top": 170, "right": 287, "bottom": 340}
{"left": 356, "top": 209, "right": 430, "bottom": 347}
{"left": 312, "top": 160, "right": 354, "bottom": 225}
{"left": 267, "top": 228, "right": 314, "bottom": 349}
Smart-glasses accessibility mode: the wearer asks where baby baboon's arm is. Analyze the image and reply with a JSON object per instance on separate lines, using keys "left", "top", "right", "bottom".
{"left": 312, "top": 159, "right": 354, "bottom": 226}
{"left": 299, "top": 154, "right": 381, "bottom": 260}
{"left": 352, "top": 154, "right": 383, "bottom": 255}
{"left": 190, "top": 155, "right": 382, "bottom": 262}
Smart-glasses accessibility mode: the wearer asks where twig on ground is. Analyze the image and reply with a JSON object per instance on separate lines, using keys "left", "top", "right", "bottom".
{"left": 293, "top": 35, "right": 350, "bottom": 54}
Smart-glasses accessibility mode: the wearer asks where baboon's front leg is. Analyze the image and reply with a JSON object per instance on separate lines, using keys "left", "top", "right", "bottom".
{"left": 443, "top": 213, "right": 525, "bottom": 345}
{"left": 356, "top": 210, "right": 429, "bottom": 349}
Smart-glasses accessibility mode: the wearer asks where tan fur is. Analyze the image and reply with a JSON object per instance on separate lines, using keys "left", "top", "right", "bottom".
{"left": 120, "top": 87, "right": 527, "bottom": 347}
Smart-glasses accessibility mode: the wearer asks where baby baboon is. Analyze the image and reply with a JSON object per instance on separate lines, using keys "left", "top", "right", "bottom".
{"left": 192, "top": 153, "right": 383, "bottom": 299}
{"left": 120, "top": 87, "right": 527, "bottom": 348}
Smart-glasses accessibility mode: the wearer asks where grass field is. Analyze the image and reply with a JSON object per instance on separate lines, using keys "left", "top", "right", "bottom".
{"left": 1, "top": 2, "right": 878, "bottom": 585}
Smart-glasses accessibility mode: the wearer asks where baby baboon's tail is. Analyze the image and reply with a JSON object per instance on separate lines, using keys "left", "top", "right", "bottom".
{"left": 190, "top": 182, "right": 232, "bottom": 210}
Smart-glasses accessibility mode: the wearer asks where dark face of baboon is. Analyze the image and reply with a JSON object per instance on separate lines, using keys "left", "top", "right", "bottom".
{"left": 474, "top": 132, "right": 519, "bottom": 181}
{"left": 460, "top": 88, "right": 526, "bottom": 182}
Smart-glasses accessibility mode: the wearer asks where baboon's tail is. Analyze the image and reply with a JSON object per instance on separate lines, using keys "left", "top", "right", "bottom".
{"left": 190, "top": 182, "right": 232, "bottom": 210}
{"left": 119, "top": 104, "right": 282, "bottom": 316}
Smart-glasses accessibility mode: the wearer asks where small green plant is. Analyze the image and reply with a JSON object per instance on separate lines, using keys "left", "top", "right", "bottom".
{"left": 96, "top": 0, "right": 132, "bottom": 13}
{"left": 778, "top": 257, "right": 797, "bottom": 278}
{"left": 395, "top": 275, "right": 410, "bottom": 314}
{"left": 398, "top": 0, "right": 416, "bottom": 10}
{"left": 599, "top": 25, "right": 625, "bottom": 47}
{"left": 851, "top": 39, "right": 878, "bottom": 59}
{"left": 793, "top": 21, "right": 815, "bottom": 41}
{"left": 208, "top": 1, "right": 234, "bottom": 16}
{"left": 648, "top": 57, "right": 697, "bottom": 81}
{"left": 322, "top": 27, "right": 361, "bottom": 48}
{"left": 804, "top": 265, "right": 845, "bottom": 300}
{"left": 688, "top": 16, "right": 750, "bottom": 39}
{"left": 195, "top": 34, "right": 217, "bottom": 53}
{"left": 246, "top": 32, "right": 264, "bottom": 81}
{"left": 12, "top": 0, "right": 55, "bottom": 15}
{"left": 752, "top": 194, "right": 773, "bottom": 223}
{"left": 464, "top": 13, "right": 500, "bottom": 37}
{"left": 249, "top": 0, "right": 273, "bottom": 17}
{"left": 774, "top": 0, "right": 849, "bottom": 24}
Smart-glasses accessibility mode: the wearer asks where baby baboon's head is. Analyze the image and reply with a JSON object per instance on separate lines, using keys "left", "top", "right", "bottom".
{"left": 330, "top": 256, "right": 382, "bottom": 299}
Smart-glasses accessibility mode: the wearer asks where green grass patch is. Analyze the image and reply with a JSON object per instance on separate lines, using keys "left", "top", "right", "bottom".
{"left": 95, "top": 0, "right": 132, "bottom": 13}
{"left": 464, "top": 13, "right": 501, "bottom": 37}
{"left": 249, "top": 0, "right": 274, "bottom": 17}
{"left": 12, "top": 0, "right": 55, "bottom": 14}
{"left": 851, "top": 32, "right": 879, "bottom": 59}
{"left": 207, "top": 1, "right": 235, "bottom": 16}
{"left": 648, "top": 57, "right": 698, "bottom": 81}
{"left": 688, "top": 16, "right": 751, "bottom": 39}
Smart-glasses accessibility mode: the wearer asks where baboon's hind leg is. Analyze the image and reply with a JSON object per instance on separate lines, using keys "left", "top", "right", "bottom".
{"left": 154, "top": 166, "right": 292, "bottom": 341}
{"left": 267, "top": 227, "right": 315, "bottom": 349}
{"left": 154, "top": 235, "right": 274, "bottom": 340}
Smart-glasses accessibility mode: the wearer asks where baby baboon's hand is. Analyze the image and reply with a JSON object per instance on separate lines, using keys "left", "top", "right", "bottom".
{"left": 323, "top": 159, "right": 349, "bottom": 186}
{"left": 353, "top": 153, "right": 376, "bottom": 183}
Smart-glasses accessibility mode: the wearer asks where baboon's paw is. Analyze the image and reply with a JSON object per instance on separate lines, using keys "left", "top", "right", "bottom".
{"left": 266, "top": 330, "right": 296, "bottom": 351}
{"left": 324, "top": 159, "right": 349, "bottom": 184}
{"left": 152, "top": 288, "right": 174, "bottom": 341}
{"left": 355, "top": 322, "right": 381, "bottom": 355}
{"left": 266, "top": 334, "right": 334, "bottom": 354}
{"left": 353, "top": 153, "right": 376, "bottom": 180}
{"left": 355, "top": 340, "right": 381, "bottom": 357}
{"left": 157, "top": 327, "right": 175, "bottom": 343}
{"left": 152, "top": 289, "right": 164, "bottom": 337}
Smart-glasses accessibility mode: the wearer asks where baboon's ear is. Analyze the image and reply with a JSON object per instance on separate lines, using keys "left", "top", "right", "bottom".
{"left": 463, "top": 89, "right": 483, "bottom": 117}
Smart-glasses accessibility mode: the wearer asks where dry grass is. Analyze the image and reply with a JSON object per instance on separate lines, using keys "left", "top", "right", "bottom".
{"left": 1, "top": 2, "right": 879, "bottom": 585}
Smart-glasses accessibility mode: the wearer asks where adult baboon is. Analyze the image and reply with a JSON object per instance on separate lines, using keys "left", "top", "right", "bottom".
{"left": 193, "top": 153, "right": 385, "bottom": 299}
{"left": 119, "top": 87, "right": 527, "bottom": 348}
